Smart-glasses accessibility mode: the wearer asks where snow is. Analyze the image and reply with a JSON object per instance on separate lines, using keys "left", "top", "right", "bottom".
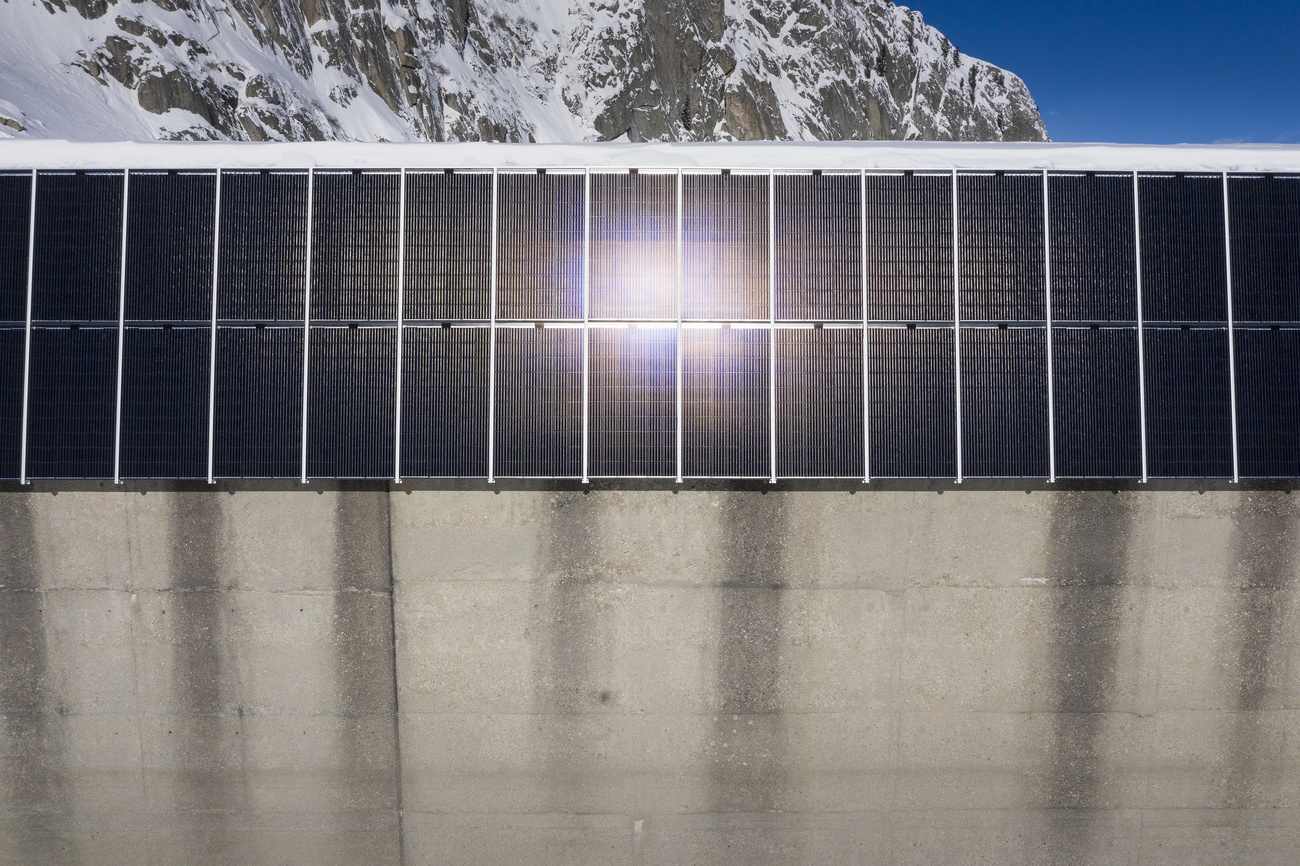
{"left": 0, "top": 140, "right": 1299, "bottom": 173}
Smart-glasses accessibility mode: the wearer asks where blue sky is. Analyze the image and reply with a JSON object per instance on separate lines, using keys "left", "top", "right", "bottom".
{"left": 909, "top": 1, "right": 1300, "bottom": 144}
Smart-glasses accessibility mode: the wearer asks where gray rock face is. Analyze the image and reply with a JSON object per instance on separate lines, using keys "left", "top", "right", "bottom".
{"left": 0, "top": 0, "right": 1048, "bottom": 142}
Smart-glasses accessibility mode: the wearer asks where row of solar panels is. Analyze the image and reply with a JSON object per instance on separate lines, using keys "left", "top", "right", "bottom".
{"left": 0, "top": 168, "right": 1298, "bottom": 480}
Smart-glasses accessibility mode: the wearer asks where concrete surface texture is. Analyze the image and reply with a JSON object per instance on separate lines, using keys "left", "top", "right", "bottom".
{"left": 0, "top": 483, "right": 1297, "bottom": 864}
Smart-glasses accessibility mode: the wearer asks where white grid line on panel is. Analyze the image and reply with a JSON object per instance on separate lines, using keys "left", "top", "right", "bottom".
{"left": 1133, "top": 171, "right": 1149, "bottom": 483}
{"left": 206, "top": 168, "right": 221, "bottom": 484}
{"left": 1043, "top": 169, "right": 1057, "bottom": 483}
{"left": 1222, "top": 171, "right": 1240, "bottom": 484}
{"left": 18, "top": 169, "right": 36, "bottom": 485}
{"left": 487, "top": 168, "right": 499, "bottom": 484}
{"left": 861, "top": 168, "right": 870, "bottom": 483}
{"left": 299, "top": 167, "right": 314, "bottom": 484}
{"left": 675, "top": 168, "right": 684, "bottom": 484}
{"left": 768, "top": 169, "right": 777, "bottom": 484}
{"left": 582, "top": 167, "right": 591, "bottom": 484}
{"left": 394, "top": 167, "right": 407, "bottom": 483}
{"left": 951, "top": 169, "right": 964, "bottom": 484}
{"left": 112, "top": 168, "right": 129, "bottom": 485}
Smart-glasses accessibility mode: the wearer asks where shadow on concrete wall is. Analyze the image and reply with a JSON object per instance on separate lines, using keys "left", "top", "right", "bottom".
{"left": 0, "top": 493, "right": 73, "bottom": 864}
{"left": 1043, "top": 491, "right": 1135, "bottom": 866}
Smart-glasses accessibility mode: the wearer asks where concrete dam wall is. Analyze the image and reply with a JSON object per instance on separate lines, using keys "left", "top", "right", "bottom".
{"left": 1, "top": 484, "right": 1297, "bottom": 864}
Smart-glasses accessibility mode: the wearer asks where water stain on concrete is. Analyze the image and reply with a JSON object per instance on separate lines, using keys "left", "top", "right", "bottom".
{"left": 708, "top": 491, "right": 791, "bottom": 864}
{"left": 1222, "top": 493, "right": 1296, "bottom": 813}
{"left": 0, "top": 493, "right": 74, "bottom": 864}
{"left": 1042, "top": 491, "right": 1135, "bottom": 866}
{"left": 330, "top": 489, "right": 403, "bottom": 864}
{"left": 168, "top": 489, "right": 238, "bottom": 860}
{"left": 532, "top": 490, "right": 603, "bottom": 813}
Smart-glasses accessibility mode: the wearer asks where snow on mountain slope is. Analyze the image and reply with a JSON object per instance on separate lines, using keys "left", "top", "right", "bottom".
{"left": 0, "top": 0, "right": 1049, "bottom": 143}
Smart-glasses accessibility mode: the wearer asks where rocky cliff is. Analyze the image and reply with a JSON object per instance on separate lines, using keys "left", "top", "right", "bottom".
{"left": 0, "top": 0, "right": 1049, "bottom": 142}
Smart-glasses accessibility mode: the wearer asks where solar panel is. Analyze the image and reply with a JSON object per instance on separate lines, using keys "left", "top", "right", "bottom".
{"left": 1143, "top": 327, "right": 1233, "bottom": 477}
{"left": 590, "top": 172, "right": 676, "bottom": 320}
{"left": 496, "top": 172, "right": 584, "bottom": 321}
{"left": 32, "top": 172, "right": 123, "bottom": 323}
{"left": 494, "top": 326, "right": 582, "bottom": 477}
{"left": 403, "top": 171, "right": 492, "bottom": 322}
{"left": 588, "top": 325, "right": 676, "bottom": 477}
{"left": 863, "top": 174, "right": 953, "bottom": 323}
{"left": 310, "top": 172, "right": 400, "bottom": 323}
{"left": 1052, "top": 326, "right": 1142, "bottom": 478}
{"left": 1235, "top": 327, "right": 1300, "bottom": 478}
{"left": 119, "top": 326, "right": 209, "bottom": 478}
{"left": 400, "top": 325, "right": 489, "bottom": 477}
{"left": 0, "top": 172, "right": 32, "bottom": 324}
{"left": 1228, "top": 175, "right": 1300, "bottom": 324}
{"left": 867, "top": 326, "right": 957, "bottom": 478}
{"left": 213, "top": 325, "right": 303, "bottom": 478}
{"left": 25, "top": 327, "right": 116, "bottom": 479}
{"left": 683, "top": 173, "right": 769, "bottom": 321}
{"left": 125, "top": 172, "right": 216, "bottom": 322}
{"left": 775, "top": 326, "right": 863, "bottom": 478}
{"left": 959, "top": 173, "right": 1045, "bottom": 323}
{"left": 775, "top": 174, "right": 861, "bottom": 322}
{"left": 1048, "top": 173, "right": 1138, "bottom": 323}
{"left": 961, "top": 326, "right": 1049, "bottom": 477}
{"left": 1139, "top": 175, "right": 1228, "bottom": 323}
{"left": 307, "top": 326, "right": 396, "bottom": 478}
{"left": 0, "top": 328, "right": 21, "bottom": 478}
{"left": 217, "top": 171, "right": 309, "bottom": 322}
{"left": 681, "top": 327, "right": 768, "bottom": 477}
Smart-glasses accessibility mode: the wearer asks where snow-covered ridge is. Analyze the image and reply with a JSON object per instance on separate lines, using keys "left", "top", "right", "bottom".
{"left": 2, "top": 141, "right": 1300, "bottom": 173}
{"left": 0, "top": 0, "right": 1048, "bottom": 144}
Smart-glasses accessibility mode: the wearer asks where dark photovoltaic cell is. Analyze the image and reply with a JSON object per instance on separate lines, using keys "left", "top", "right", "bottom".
{"left": 960, "top": 326, "right": 1049, "bottom": 477}
{"left": 775, "top": 327, "right": 863, "bottom": 478}
{"left": 0, "top": 172, "right": 32, "bottom": 323}
{"left": 1143, "top": 327, "right": 1233, "bottom": 477}
{"left": 775, "top": 174, "right": 861, "bottom": 322}
{"left": 32, "top": 172, "right": 123, "bottom": 322}
{"left": 213, "top": 326, "right": 303, "bottom": 478}
{"left": 494, "top": 326, "right": 582, "bottom": 477}
{"left": 590, "top": 172, "right": 676, "bottom": 320}
{"left": 1051, "top": 327, "right": 1142, "bottom": 478}
{"left": 1138, "top": 175, "right": 1228, "bottom": 323}
{"left": 404, "top": 171, "right": 492, "bottom": 321}
{"left": 0, "top": 328, "right": 22, "bottom": 478}
{"left": 682, "top": 327, "right": 768, "bottom": 477}
{"left": 1228, "top": 175, "right": 1300, "bottom": 323}
{"left": 307, "top": 326, "right": 396, "bottom": 478}
{"left": 125, "top": 172, "right": 216, "bottom": 322}
{"left": 588, "top": 326, "right": 676, "bottom": 477}
{"left": 683, "top": 173, "right": 769, "bottom": 321}
{"left": 497, "top": 172, "right": 584, "bottom": 321}
{"left": 25, "top": 327, "right": 116, "bottom": 479}
{"left": 119, "top": 327, "right": 209, "bottom": 478}
{"left": 959, "top": 174, "right": 1045, "bottom": 322}
{"left": 1048, "top": 174, "right": 1138, "bottom": 323}
{"left": 311, "top": 172, "right": 400, "bottom": 322}
{"left": 217, "top": 172, "right": 309, "bottom": 322}
{"left": 400, "top": 326, "right": 489, "bottom": 477}
{"left": 1235, "top": 328, "right": 1300, "bottom": 477}
{"left": 863, "top": 174, "right": 953, "bottom": 323}
{"left": 868, "top": 326, "right": 956, "bottom": 478}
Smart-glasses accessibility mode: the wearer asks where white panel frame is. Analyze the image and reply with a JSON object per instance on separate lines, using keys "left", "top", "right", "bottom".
{"left": 1133, "top": 171, "right": 1150, "bottom": 483}
{"left": 18, "top": 169, "right": 36, "bottom": 485}
{"left": 206, "top": 169, "right": 221, "bottom": 484}
{"left": 394, "top": 167, "right": 407, "bottom": 483}
{"left": 768, "top": 169, "right": 777, "bottom": 484}
{"left": 1222, "top": 171, "right": 1241, "bottom": 484}
{"left": 951, "top": 169, "right": 964, "bottom": 484}
{"left": 1043, "top": 169, "right": 1057, "bottom": 483}
{"left": 112, "top": 169, "right": 129, "bottom": 485}
{"left": 487, "top": 168, "right": 499, "bottom": 484}
{"left": 299, "top": 167, "right": 314, "bottom": 484}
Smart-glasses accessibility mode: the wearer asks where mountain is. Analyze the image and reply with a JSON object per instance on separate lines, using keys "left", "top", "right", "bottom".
{"left": 0, "top": 0, "right": 1049, "bottom": 143}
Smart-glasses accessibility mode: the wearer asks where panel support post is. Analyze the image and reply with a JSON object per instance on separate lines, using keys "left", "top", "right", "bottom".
{"left": 861, "top": 169, "right": 870, "bottom": 484}
{"left": 113, "top": 169, "right": 130, "bottom": 485}
{"left": 768, "top": 169, "right": 777, "bottom": 484}
{"left": 206, "top": 169, "right": 222, "bottom": 484}
{"left": 487, "top": 168, "right": 498, "bottom": 484}
{"left": 300, "top": 167, "right": 314, "bottom": 485}
{"left": 581, "top": 167, "right": 591, "bottom": 484}
{"left": 19, "top": 169, "right": 36, "bottom": 486}
{"left": 394, "top": 168, "right": 406, "bottom": 484}
{"left": 1043, "top": 169, "right": 1057, "bottom": 483}
{"left": 952, "top": 169, "right": 963, "bottom": 484}
{"left": 1133, "top": 171, "right": 1149, "bottom": 483}
{"left": 675, "top": 168, "right": 683, "bottom": 484}
{"left": 1223, "top": 172, "right": 1240, "bottom": 484}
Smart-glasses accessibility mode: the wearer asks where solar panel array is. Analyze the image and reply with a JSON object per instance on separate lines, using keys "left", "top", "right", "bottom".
{"left": 1, "top": 167, "right": 1297, "bottom": 481}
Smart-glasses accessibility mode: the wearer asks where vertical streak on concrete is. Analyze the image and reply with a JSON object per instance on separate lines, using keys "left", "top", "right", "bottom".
{"left": 1222, "top": 493, "right": 1296, "bottom": 814}
{"left": 532, "top": 490, "right": 603, "bottom": 812}
{"left": 332, "top": 489, "right": 403, "bottom": 865}
{"left": 168, "top": 488, "right": 236, "bottom": 860}
{"left": 0, "top": 494, "right": 73, "bottom": 865}
{"left": 1043, "top": 491, "right": 1135, "bottom": 866}
{"left": 708, "top": 491, "right": 790, "bottom": 864}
